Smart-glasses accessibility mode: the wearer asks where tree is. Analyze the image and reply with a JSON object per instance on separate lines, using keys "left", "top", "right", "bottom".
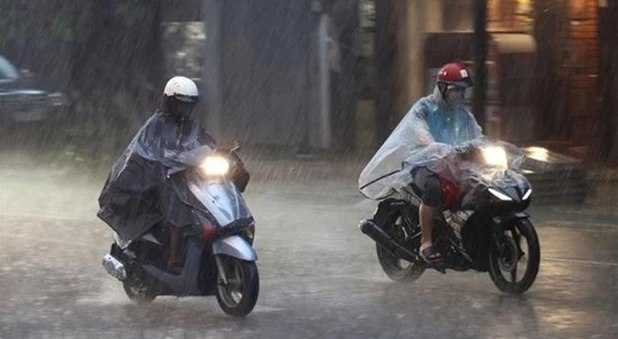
{"left": 68, "top": 0, "right": 165, "bottom": 153}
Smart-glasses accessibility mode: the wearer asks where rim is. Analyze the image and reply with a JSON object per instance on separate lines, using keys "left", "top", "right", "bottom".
{"left": 217, "top": 258, "right": 245, "bottom": 306}
{"left": 495, "top": 223, "right": 531, "bottom": 285}
{"left": 378, "top": 216, "right": 416, "bottom": 271}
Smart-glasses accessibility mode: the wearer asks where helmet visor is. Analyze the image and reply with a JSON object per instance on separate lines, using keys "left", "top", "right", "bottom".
{"left": 452, "top": 77, "right": 473, "bottom": 88}
{"left": 175, "top": 94, "right": 199, "bottom": 103}
{"left": 176, "top": 101, "right": 196, "bottom": 119}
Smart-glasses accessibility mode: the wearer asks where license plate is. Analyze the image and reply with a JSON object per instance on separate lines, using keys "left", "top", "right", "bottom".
{"left": 12, "top": 110, "right": 46, "bottom": 122}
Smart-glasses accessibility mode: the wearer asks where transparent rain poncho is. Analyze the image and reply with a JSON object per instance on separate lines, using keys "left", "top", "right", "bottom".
{"left": 359, "top": 94, "right": 524, "bottom": 201}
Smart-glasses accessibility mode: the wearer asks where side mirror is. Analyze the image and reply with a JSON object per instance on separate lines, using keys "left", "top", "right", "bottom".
{"left": 231, "top": 140, "right": 242, "bottom": 153}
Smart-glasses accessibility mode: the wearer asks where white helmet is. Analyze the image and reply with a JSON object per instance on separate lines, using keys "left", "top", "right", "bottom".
{"left": 163, "top": 76, "right": 198, "bottom": 103}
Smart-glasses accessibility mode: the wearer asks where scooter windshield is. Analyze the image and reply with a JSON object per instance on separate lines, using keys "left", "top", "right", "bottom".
{"left": 185, "top": 173, "right": 253, "bottom": 227}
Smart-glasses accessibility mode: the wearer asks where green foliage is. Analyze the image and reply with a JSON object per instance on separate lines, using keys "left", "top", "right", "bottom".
{"left": 50, "top": 12, "right": 75, "bottom": 42}
{"left": 1, "top": 0, "right": 165, "bottom": 155}
{"left": 0, "top": 9, "right": 25, "bottom": 46}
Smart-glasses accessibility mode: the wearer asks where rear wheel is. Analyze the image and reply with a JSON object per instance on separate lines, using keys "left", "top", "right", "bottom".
{"left": 488, "top": 218, "right": 540, "bottom": 294}
{"left": 123, "top": 281, "right": 157, "bottom": 304}
{"left": 376, "top": 205, "right": 425, "bottom": 282}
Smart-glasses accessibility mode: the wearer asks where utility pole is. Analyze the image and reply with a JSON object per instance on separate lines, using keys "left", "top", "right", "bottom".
{"left": 374, "top": 0, "right": 396, "bottom": 147}
{"left": 317, "top": 8, "right": 332, "bottom": 149}
{"left": 203, "top": 0, "right": 223, "bottom": 141}
{"left": 598, "top": 0, "right": 618, "bottom": 161}
{"left": 472, "top": 0, "right": 487, "bottom": 130}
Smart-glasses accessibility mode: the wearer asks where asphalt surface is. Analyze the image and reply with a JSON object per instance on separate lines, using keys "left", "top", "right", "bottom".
{"left": 1, "top": 154, "right": 617, "bottom": 339}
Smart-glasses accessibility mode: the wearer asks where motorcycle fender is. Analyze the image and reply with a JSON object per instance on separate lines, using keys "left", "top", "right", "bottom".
{"left": 373, "top": 199, "right": 407, "bottom": 221}
{"left": 212, "top": 235, "right": 257, "bottom": 261}
{"left": 497, "top": 212, "right": 529, "bottom": 222}
{"left": 493, "top": 212, "right": 530, "bottom": 230}
{"left": 513, "top": 212, "right": 529, "bottom": 218}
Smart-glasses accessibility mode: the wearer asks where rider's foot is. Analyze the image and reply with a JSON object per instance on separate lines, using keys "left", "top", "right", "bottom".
{"left": 420, "top": 242, "right": 443, "bottom": 263}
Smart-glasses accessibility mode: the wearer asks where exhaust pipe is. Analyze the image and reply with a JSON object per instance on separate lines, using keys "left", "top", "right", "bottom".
{"left": 102, "top": 253, "right": 127, "bottom": 281}
{"left": 359, "top": 220, "right": 418, "bottom": 262}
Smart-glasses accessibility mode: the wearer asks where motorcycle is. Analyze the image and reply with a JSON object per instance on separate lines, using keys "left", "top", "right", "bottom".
{"left": 101, "top": 143, "right": 260, "bottom": 316}
{"left": 359, "top": 141, "right": 540, "bottom": 294}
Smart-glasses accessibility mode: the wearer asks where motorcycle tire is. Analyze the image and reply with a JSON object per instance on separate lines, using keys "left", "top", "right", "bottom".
{"left": 215, "top": 256, "right": 259, "bottom": 317}
{"left": 123, "top": 281, "right": 157, "bottom": 304}
{"left": 375, "top": 206, "right": 425, "bottom": 282}
{"left": 488, "top": 218, "right": 540, "bottom": 294}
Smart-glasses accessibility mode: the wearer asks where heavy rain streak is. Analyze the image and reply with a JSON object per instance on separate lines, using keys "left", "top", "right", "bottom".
{"left": 1, "top": 0, "right": 617, "bottom": 338}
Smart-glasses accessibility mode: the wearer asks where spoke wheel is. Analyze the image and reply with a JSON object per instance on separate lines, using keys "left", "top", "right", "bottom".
{"left": 376, "top": 209, "right": 425, "bottom": 282}
{"left": 488, "top": 218, "right": 540, "bottom": 294}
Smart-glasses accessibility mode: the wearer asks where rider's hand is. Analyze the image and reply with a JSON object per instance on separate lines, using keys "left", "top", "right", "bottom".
{"left": 458, "top": 145, "right": 482, "bottom": 162}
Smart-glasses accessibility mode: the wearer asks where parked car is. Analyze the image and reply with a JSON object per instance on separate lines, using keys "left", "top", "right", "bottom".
{"left": 0, "top": 54, "right": 66, "bottom": 125}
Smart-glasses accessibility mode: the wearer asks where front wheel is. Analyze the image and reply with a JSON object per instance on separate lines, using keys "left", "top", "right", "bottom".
{"left": 215, "top": 255, "right": 259, "bottom": 317}
{"left": 488, "top": 218, "right": 540, "bottom": 294}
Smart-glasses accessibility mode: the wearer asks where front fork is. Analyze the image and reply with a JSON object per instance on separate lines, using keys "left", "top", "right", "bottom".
{"left": 212, "top": 235, "right": 257, "bottom": 286}
{"left": 215, "top": 255, "right": 228, "bottom": 284}
{"left": 491, "top": 212, "right": 528, "bottom": 254}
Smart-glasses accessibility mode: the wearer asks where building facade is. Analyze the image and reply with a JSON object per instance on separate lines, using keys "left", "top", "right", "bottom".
{"left": 364, "top": 0, "right": 617, "bottom": 162}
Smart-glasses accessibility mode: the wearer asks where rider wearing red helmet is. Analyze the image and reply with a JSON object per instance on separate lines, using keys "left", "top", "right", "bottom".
{"left": 435, "top": 62, "right": 474, "bottom": 109}
{"left": 359, "top": 62, "right": 484, "bottom": 264}
{"left": 416, "top": 62, "right": 480, "bottom": 263}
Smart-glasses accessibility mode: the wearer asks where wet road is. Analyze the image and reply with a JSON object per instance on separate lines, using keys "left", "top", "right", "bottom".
{"left": 1, "top": 161, "right": 617, "bottom": 339}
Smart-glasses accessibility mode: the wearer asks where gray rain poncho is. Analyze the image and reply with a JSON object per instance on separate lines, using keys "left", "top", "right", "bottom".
{"left": 97, "top": 110, "right": 216, "bottom": 245}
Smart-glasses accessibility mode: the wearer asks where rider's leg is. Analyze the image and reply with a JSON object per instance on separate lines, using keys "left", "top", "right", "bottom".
{"left": 419, "top": 203, "right": 436, "bottom": 247}
{"left": 412, "top": 169, "right": 443, "bottom": 262}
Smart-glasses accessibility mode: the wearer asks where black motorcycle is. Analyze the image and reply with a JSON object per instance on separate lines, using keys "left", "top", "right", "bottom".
{"left": 359, "top": 141, "right": 540, "bottom": 294}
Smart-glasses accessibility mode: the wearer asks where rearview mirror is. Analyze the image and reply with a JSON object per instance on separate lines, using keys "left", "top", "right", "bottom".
{"left": 231, "top": 140, "right": 242, "bottom": 153}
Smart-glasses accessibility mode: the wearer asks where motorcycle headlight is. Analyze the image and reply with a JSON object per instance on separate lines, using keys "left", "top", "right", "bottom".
{"left": 522, "top": 188, "right": 532, "bottom": 200}
{"left": 488, "top": 187, "right": 513, "bottom": 201}
{"left": 200, "top": 156, "right": 230, "bottom": 176}
{"left": 482, "top": 146, "right": 508, "bottom": 169}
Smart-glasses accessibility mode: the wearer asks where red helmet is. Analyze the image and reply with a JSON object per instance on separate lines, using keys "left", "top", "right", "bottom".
{"left": 436, "top": 62, "right": 473, "bottom": 89}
